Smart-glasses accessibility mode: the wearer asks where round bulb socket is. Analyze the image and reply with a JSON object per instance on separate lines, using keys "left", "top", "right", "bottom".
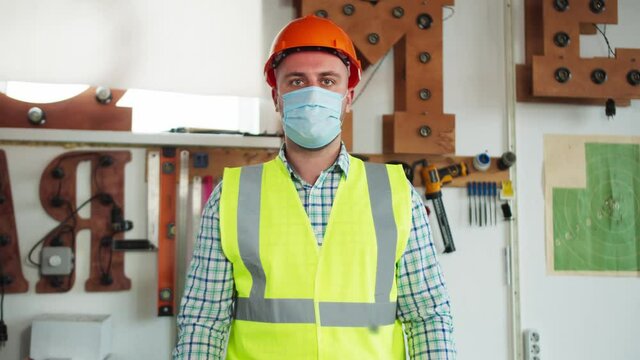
{"left": 590, "top": 0, "right": 605, "bottom": 13}
{"left": 554, "top": 0, "right": 570, "bottom": 11}
{"left": 51, "top": 167, "right": 65, "bottom": 179}
{"left": 553, "top": 32, "right": 571, "bottom": 47}
{"left": 591, "top": 68, "right": 608, "bottom": 84}
{"left": 315, "top": 9, "right": 328, "bottom": 18}
{"left": 417, "top": 13, "right": 433, "bottom": 29}
{"left": 392, "top": 6, "right": 404, "bottom": 18}
{"left": 555, "top": 67, "right": 572, "bottom": 83}
{"left": 27, "top": 107, "right": 46, "bottom": 126}
{"left": 627, "top": 70, "right": 640, "bottom": 86}
{"left": 95, "top": 87, "right": 113, "bottom": 104}
{"left": 343, "top": 4, "right": 355, "bottom": 16}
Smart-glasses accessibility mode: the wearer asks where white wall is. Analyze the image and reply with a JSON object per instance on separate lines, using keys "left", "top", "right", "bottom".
{"left": 0, "top": 0, "right": 264, "bottom": 97}
{"left": 2, "top": 0, "right": 640, "bottom": 359}
{"left": 513, "top": 0, "right": 640, "bottom": 359}
{"left": 3, "top": 146, "right": 174, "bottom": 360}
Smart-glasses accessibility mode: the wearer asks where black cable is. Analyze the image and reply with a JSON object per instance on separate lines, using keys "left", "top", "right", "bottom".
{"left": 443, "top": 6, "right": 455, "bottom": 21}
{"left": 29, "top": 152, "right": 119, "bottom": 287}
{"left": 27, "top": 193, "right": 102, "bottom": 266}
{"left": 593, "top": 24, "right": 616, "bottom": 58}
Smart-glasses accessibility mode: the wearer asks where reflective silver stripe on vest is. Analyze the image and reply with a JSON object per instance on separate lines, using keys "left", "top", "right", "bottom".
{"left": 364, "top": 162, "right": 398, "bottom": 303}
{"left": 234, "top": 162, "right": 399, "bottom": 326}
{"left": 319, "top": 302, "right": 397, "bottom": 327}
{"left": 237, "top": 165, "right": 266, "bottom": 299}
{"left": 236, "top": 164, "right": 316, "bottom": 324}
{"left": 236, "top": 297, "right": 316, "bottom": 323}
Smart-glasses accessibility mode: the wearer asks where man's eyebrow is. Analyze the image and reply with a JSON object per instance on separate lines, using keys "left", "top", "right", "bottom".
{"left": 283, "top": 72, "right": 307, "bottom": 78}
{"left": 283, "top": 71, "right": 343, "bottom": 78}
{"left": 319, "top": 71, "right": 342, "bottom": 78}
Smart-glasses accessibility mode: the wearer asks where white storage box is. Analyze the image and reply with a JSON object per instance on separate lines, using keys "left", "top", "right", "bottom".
{"left": 30, "top": 314, "right": 112, "bottom": 360}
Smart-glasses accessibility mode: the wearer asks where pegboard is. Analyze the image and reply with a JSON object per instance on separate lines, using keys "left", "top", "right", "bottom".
{"left": 297, "top": 0, "right": 456, "bottom": 154}
{"left": 517, "top": 0, "right": 640, "bottom": 104}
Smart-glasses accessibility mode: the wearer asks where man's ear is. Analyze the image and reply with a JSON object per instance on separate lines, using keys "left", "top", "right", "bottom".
{"left": 271, "top": 88, "right": 280, "bottom": 113}
{"left": 345, "top": 88, "right": 355, "bottom": 113}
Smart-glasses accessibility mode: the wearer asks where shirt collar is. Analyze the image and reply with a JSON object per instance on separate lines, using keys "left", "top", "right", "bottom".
{"left": 278, "top": 142, "right": 351, "bottom": 181}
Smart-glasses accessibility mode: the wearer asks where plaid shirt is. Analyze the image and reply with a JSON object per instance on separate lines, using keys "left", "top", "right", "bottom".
{"left": 174, "top": 144, "right": 456, "bottom": 359}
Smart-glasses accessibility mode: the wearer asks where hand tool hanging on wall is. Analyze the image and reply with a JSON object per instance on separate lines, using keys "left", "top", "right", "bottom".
{"left": 476, "top": 182, "right": 483, "bottom": 227}
{"left": 158, "top": 148, "right": 177, "bottom": 316}
{"left": 482, "top": 182, "right": 488, "bottom": 226}
{"left": 438, "top": 162, "right": 468, "bottom": 184}
{"left": 158, "top": 148, "right": 178, "bottom": 316}
{"left": 421, "top": 165, "right": 455, "bottom": 253}
{"left": 491, "top": 182, "right": 498, "bottom": 225}
{"left": 467, "top": 182, "right": 473, "bottom": 226}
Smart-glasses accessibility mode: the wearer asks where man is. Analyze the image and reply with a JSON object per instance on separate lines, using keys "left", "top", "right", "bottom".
{"left": 174, "top": 15, "right": 455, "bottom": 359}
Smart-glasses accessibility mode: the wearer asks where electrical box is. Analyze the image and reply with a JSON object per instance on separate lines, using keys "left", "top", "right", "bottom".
{"left": 40, "top": 246, "right": 74, "bottom": 275}
{"left": 30, "top": 314, "right": 112, "bottom": 360}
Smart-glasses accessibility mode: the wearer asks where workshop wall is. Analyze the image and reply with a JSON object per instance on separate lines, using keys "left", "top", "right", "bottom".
{"left": 3, "top": 147, "right": 173, "bottom": 359}
{"left": 1, "top": 1, "right": 639, "bottom": 360}
{"left": 514, "top": 1, "right": 640, "bottom": 359}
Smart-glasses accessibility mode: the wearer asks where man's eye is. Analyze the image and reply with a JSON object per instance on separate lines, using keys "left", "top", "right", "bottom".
{"left": 291, "top": 79, "right": 304, "bottom": 86}
{"left": 321, "top": 79, "right": 335, "bottom": 86}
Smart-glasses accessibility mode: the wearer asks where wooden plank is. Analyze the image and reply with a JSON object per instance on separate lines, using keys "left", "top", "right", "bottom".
{"left": 0, "top": 150, "right": 29, "bottom": 293}
{"left": 0, "top": 87, "right": 131, "bottom": 131}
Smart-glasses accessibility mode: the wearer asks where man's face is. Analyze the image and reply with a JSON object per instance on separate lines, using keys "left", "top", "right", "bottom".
{"left": 272, "top": 51, "right": 354, "bottom": 115}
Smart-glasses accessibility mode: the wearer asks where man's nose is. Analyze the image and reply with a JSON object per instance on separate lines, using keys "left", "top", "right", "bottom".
{"left": 306, "top": 79, "right": 322, "bottom": 88}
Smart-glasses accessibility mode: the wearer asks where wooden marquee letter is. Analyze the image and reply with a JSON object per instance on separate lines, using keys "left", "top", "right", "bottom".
{"left": 36, "top": 151, "right": 132, "bottom": 293}
{"left": 518, "top": 0, "right": 640, "bottom": 104}
{"left": 0, "top": 150, "right": 29, "bottom": 294}
{"left": 298, "top": 0, "right": 455, "bottom": 154}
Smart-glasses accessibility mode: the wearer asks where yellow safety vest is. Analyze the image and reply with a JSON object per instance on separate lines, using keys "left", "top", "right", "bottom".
{"left": 220, "top": 155, "right": 411, "bottom": 359}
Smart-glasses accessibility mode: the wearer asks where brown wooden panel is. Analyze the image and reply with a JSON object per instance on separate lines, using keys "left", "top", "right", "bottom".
{"left": 342, "top": 112, "right": 353, "bottom": 152}
{"left": 519, "top": 0, "right": 639, "bottom": 103}
{"left": 516, "top": 64, "right": 631, "bottom": 106}
{"left": 176, "top": 145, "right": 509, "bottom": 190}
{"left": 579, "top": 23, "right": 597, "bottom": 35}
{"left": 361, "top": 153, "right": 510, "bottom": 189}
{"left": 542, "top": 0, "right": 618, "bottom": 58}
{"left": 0, "top": 150, "right": 29, "bottom": 293}
{"left": 0, "top": 87, "right": 131, "bottom": 131}
{"left": 532, "top": 50, "right": 640, "bottom": 99}
{"left": 383, "top": 112, "right": 455, "bottom": 155}
{"left": 36, "top": 151, "right": 132, "bottom": 293}
{"left": 299, "top": 0, "right": 455, "bottom": 154}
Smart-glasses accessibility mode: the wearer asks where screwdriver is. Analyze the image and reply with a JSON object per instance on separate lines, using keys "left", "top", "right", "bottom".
{"left": 467, "top": 182, "right": 473, "bottom": 226}
{"left": 492, "top": 182, "right": 498, "bottom": 225}
{"left": 474, "top": 182, "right": 481, "bottom": 226}
{"left": 482, "top": 182, "right": 488, "bottom": 226}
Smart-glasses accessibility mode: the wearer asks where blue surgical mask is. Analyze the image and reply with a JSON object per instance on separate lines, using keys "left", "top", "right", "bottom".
{"left": 281, "top": 86, "right": 346, "bottom": 149}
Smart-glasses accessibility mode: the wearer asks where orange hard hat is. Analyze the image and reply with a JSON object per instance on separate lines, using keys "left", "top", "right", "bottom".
{"left": 264, "top": 15, "right": 362, "bottom": 89}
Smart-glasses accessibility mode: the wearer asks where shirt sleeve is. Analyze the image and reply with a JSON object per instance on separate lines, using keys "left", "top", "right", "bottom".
{"left": 173, "top": 182, "right": 235, "bottom": 359}
{"left": 397, "top": 184, "right": 457, "bottom": 359}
